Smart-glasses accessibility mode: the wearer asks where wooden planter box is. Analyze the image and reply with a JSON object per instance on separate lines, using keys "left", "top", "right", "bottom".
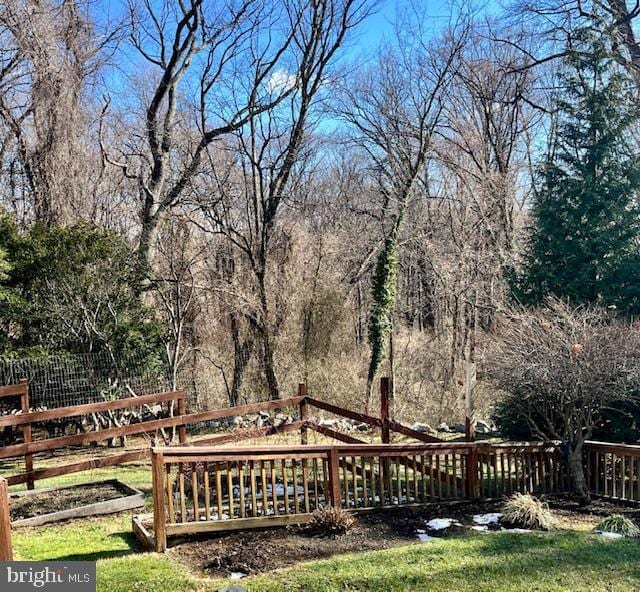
{"left": 10, "top": 479, "right": 145, "bottom": 527}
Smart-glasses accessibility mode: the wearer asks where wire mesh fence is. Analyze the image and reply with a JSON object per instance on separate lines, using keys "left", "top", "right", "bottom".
{"left": 0, "top": 351, "right": 175, "bottom": 410}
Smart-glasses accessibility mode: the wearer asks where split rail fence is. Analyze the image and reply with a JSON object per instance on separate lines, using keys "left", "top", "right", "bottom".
{"left": 3, "top": 377, "right": 640, "bottom": 558}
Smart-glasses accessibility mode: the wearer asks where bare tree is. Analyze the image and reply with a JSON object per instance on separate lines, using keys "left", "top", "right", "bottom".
{"left": 186, "top": 0, "right": 374, "bottom": 400}
{"left": 0, "top": 0, "right": 108, "bottom": 224}
{"left": 102, "top": 0, "right": 359, "bottom": 292}
{"left": 488, "top": 299, "right": 640, "bottom": 504}
{"left": 338, "top": 15, "right": 470, "bottom": 409}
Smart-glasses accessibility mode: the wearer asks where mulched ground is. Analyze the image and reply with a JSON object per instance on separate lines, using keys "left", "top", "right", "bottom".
{"left": 10, "top": 482, "right": 126, "bottom": 521}
{"left": 166, "top": 496, "right": 640, "bottom": 579}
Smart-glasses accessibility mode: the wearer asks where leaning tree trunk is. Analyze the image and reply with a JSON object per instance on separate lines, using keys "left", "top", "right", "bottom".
{"left": 566, "top": 440, "right": 590, "bottom": 506}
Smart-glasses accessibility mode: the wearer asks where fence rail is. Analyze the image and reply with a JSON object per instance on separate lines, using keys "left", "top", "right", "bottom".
{"left": 0, "top": 477, "right": 12, "bottom": 560}
{"left": 585, "top": 441, "right": 640, "bottom": 503}
{"left": 147, "top": 441, "right": 570, "bottom": 551}
{"left": 476, "top": 443, "right": 570, "bottom": 498}
{"left": 0, "top": 379, "right": 431, "bottom": 489}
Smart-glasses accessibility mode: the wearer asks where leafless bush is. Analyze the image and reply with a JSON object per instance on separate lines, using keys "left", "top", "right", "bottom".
{"left": 488, "top": 299, "right": 640, "bottom": 503}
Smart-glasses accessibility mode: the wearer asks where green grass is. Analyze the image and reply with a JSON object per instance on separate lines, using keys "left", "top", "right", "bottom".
{"left": 12, "top": 518, "right": 640, "bottom": 592}
{"left": 4, "top": 462, "right": 153, "bottom": 493}
{"left": 234, "top": 532, "right": 640, "bottom": 591}
{"left": 13, "top": 514, "right": 136, "bottom": 562}
{"left": 96, "top": 555, "right": 199, "bottom": 592}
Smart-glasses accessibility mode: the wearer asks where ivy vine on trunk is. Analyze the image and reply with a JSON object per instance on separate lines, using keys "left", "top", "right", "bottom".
{"left": 366, "top": 214, "right": 403, "bottom": 410}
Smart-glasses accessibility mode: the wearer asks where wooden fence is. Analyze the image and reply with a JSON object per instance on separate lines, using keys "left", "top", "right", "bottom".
{"left": 476, "top": 443, "right": 570, "bottom": 498}
{"left": 0, "top": 378, "right": 437, "bottom": 489}
{"left": 0, "top": 477, "right": 11, "bottom": 560}
{"left": 585, "top": 441, "right": 640, "bottom": 502}
{"left": 145, "top": 440, "right": 570, "bottom": 552}
{"left": 0, "top": 384, "right": 189, "bottom": 488}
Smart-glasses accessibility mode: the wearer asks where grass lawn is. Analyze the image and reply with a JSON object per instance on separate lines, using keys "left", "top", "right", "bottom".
{"left": 6, "top": 450, "right": 640, "bottom": 591}
{"left": 12, "top": 517, "right": 640, "bottom": 592}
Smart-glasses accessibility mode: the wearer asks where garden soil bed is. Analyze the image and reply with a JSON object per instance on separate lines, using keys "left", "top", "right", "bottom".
{"left": 10, "top": 479, "right": 144, "bottom": 526}
{"left": 166, "top": 497, "right": 640, "bottom": 579}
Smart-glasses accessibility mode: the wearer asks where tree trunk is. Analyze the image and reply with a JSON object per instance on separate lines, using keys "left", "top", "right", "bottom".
{"left": 256, "top": 268, "right": 280, "bottom": 400}
{"left": 230, "top": 312, "right": 253, "bottom": 407}
{"left": 135, "top": 202, "right": 159, "bottom": 294}
{"left": 567, "top": 441, "right": 590, "bottom": 506}
{"left": 262, "top": 330, "right": 280, "bottom": 400}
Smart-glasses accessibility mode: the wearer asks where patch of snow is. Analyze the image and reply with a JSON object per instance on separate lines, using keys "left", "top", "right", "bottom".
{"left": 264, "top": 484, "right": 304, "bottom": 496}
{"left": 596, "top": 531, "right": 624, "bottom": 539}
{"left": 212, "top": 513, "right": 230, "bottom": 521}
{"left": 417, "top": 533, "right": 437, "bottom": 542}
{"left": 471, "top": 525, "right": 489, "bottom": 532}
{"left": 473, "top": 513, "right": 502, "bottom": 525}
{"left": 229, "top": 572, "right": 247, "bottom": 580}
{"left": 425, "top": 518, "right": 462, "bottom": 531}
{"left": 416, "top": 529, "right": 426, "bottom": 534}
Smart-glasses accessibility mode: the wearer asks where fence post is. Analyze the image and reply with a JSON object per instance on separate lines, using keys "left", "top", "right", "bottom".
{"left": 0, "top": 477, "right": 13, "bottom": 560}
{"left": 380, "top": 377, "right": 391, "bottom": 444}
{"left": 466, "top": 445, "right": 480, "bottom": 499}
{"left": 177, "top": 390, "right": 188, "bottom": 445}
{"left": 19, "top": 380, "right": 34, "bottom": 490}
{"left": 298, "top": 383, "right": 308, "bottom": 445}
{"left": 328, "top": 448, "right": 342, "bottom": 510}
{"left": 380, "top": 377, "right": 392, "bottom": 492}
{"left": 151, "top": 450, "right": 167, "bottom": 552}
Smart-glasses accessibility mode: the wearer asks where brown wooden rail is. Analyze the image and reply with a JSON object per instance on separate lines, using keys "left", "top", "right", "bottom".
{"left": 0, "top": 377, "right": 437, "bottom": 489}
{"left": 584, "top": 441, "right": 640, "bottom": 502}
{"left": 0, "top": 389, "right": 310, "bottom": 487}
{"left": 476, "top": 443, "right": 570, "bottom": 498}
{"left": 0, "top": 477, "right": 12, "bottom": 560}
{"left": 150, "top": 442, "right": 473, "bottom": 551}
{"left": 0, "top": 387, "right": 188, "bottom": 486}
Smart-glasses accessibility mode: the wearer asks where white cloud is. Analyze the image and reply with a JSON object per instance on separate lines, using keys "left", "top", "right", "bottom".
{"left": 266, "top": 70, "right": 297, "bottom": 93}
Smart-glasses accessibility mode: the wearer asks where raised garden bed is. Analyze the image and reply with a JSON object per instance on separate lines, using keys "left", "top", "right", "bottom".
{"left": 10, "top": 479, "right": 144, "bottom": 527}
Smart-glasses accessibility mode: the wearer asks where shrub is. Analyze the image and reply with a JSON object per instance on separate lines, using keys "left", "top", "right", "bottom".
{"left": 595, "top": 515, "right": 640, "bottom": 537}
{"left": 488, "top": 299, "right": 640, "bottom": 504}
{"left": 501, "top": 493, "right": 558, "bottom": 531}
{"left": 308, "top": 506, "right": 357, "bottom": 536}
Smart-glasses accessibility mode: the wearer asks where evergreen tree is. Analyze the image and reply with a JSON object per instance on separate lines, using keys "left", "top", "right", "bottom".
{"left": 518, "top": 29, "right": 640, "bottom": 313}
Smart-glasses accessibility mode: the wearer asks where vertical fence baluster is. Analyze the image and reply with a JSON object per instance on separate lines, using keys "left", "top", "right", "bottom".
{"left": 203, "top": 464, "right": 211, "bottom": 521}
{"left": 179, "top": 464, "right": 186, "bottom": 522}
{"left": 313, "top": 458, "right": 320, "bottom": 509}
{"left": 343, "top": 459, "right": 350, "bottom": 508}
{"left": 261, "top": 461, "right": 269, "bottom": 516}
{"left": 292, "top": 459, "right": 300, "bottom": 514}
{"left": 302, "top": 458, "right": 311, "bottom": 513}
{"left": 282, "top": 460, "right": 290, "bottom": 514}
{"left": 191, "top": 464, "right": 199, "bottom": 521}
{"left": 166, "top": 469, "right": 175, "bottom": 524}
{"left": 429, "top": 454, "right": 435, "bottom": 498}
{"left": 350, "top": 457, "right": 357, "bottom": 509}
{"left": 250, "top": 461, "right": 258, "bottom": 517}
{"left": 215, "top": 463, "right": 223, "bottom": 519}
{"left": 361, "top": 457, "right": 368, "bottom": 507}
{"left": 239, "top": 462, "right": 246, "bottom": 518}
{"left": 270, "top": 460, "right": 279, "bottom": 515}
{"left": 322, "top": 458, "right": 330, "bottom": 507}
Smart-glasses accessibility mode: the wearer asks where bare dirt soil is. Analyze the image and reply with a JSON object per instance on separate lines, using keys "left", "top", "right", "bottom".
{"left": 166, "top": 496, "right": 640, "bottom": 579}
{"left": 10, "top": 482, "right": 126, "bottom": 520}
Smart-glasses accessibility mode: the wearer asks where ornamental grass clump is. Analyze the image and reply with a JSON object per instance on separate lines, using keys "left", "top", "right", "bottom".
{"left": 595, "top": 515, "right": 640, "bottom": 537}
{"left": 501, "top": 493, "right": 558, "bottom": 531}
{"left": 308, "top": 506, "right": 357, "bottom": 536}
